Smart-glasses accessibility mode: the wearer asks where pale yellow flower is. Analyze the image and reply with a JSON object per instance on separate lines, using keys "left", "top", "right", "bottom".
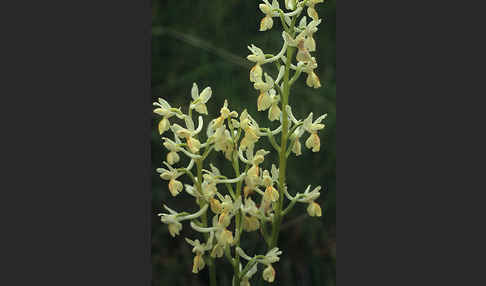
{"left": 168, "top": 222, "right": 182, "bottom": 237}
{"left": 258, "top": 91, "right": 273, "bottom": 111}
{"left": 157, "top": 167, "right": 183, "bottom": 196}
{"left": 292, "top": 139, "right": 302, "bottom": 156}
{"left": 259, "top": 0, "right": 279, "bottom": 31}
{"left": 307, "top": 201, "right": 322, "bottom": 217}
{"left": 264, "top": 185, "right": 279, "bottom": 202}
{"left": 243, "top": 215, "right": 260, "bottom": 232}
{"left": 158, "top": 117, "right": 170, "bottom": 135}
{"left": 210, "top": 198, "right": 223, "bottom": 214}
{"left": 192, "top": 253, "right": 205, "bottom": 273}
{"left": 263, "top": 264, "right": 276, "bottom": 282}
{"left": 168, "top": 178, "right": 183, "bottom": 196}
{"left": 306, "top": 71, "right": 321, "bottom": 88}
{"left": 190, "top": 83, "right": 212, "bottom": 115}
{"left": 268, "top": 103, "right": 281, "bottom": 122}
{"left": 305, "top": 132, "right": 320, "bottom": 152}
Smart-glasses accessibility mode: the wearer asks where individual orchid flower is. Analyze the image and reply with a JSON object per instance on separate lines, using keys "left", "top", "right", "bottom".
{"left": 158, "top": 208, "right": 183, "bottom": 237}
{"left": 299, "top": 57, "right": 321, "bottom": 88}
{"left": 239, "top": 110, "right": 261, "bottom": 150}
{"left": 296, "top": 39, "right": 313, "bottom": 63}
{"left": 303, "top": 19, "right": 321, "bottom": 52}
{"left": 243, "top": 147, "right": 270, "bottom": 190}
{"left": 261, "top": 169, "right": 279, "bottom": 204}
{"left": 303, "top": 112, "right": 327, "bottom": 152}
{"left": 290, "top": 126, "right": 305, "bottom": 156}
{"left": 158, "top": 204, "right": 208, "bottom": 237}
{"left": 267, "top": 91, "right": 282, "bottom": 122}
{"left": 306, "top": 0, "right": 324, "bottom": 21}
{"left": 307, "top": 201, "right": 322, "bottom": 217}
{"left": 241, "top": 197, "right": 261, "bottom": 232}
{"left": 211, "top": 125, "right": 234, "bottom": 160}
{"left": 259, "top": 0, "right": 279, "bottom": 31}
{"left": 262, "top": 249, "right": 279, "bottom": 282}
{"left": 153, "top": 98, "right": 184, "bottom": 135}
{"left": 211, "top": 99, "right": 238, "bottom": 129}
{"left": 247, "top": 45, "right": 265, "bottom": 83}
{"left": 171, "top": 115, "right": 204, "bottom": 154}
{"left": 157, "top": 163, "right": 184, "bottom": 197}
{"left": 216, "top": 226, "right": 234, "bottom": 247}
{"left": 257, "top": 90, "right": 273, "bottom": 112}
{"left": 162, "top": 137, "right": 181, "bottom": 165}
{"left": 214, "top": 194, "right": 241, "bottom": 228}
{"left": 263, "top": 265, "right": 276, "bottom": 282}
{"left": 306, "top": 70, "right": 321, "bottom": 88}
{"left": 190, "top": 83, "right": 212, "bottom": 115}
{"left": 185, "top": 232, "right": 214, "bottom": 273}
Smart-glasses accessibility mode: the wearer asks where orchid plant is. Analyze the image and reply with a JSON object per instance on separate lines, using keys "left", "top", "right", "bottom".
{"left": 154, "top": 1, "right": 327, "bottom": 285}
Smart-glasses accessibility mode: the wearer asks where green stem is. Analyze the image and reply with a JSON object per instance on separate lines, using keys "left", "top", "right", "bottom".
{"left": 232, "top": 157, "right": 242, "bottom": 286}
{"left": 196, "top": 159, "right": 217, "bottom": 286}
{"left": 270, "top": 45, "right": 295, "bottom": 248}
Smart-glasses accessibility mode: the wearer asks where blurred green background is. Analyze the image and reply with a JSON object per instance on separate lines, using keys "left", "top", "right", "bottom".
{"left": 152, "top": 1, "right": 335, "bottom": 285}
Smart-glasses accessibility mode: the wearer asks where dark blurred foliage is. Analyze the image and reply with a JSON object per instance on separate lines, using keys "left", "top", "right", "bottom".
{"left": 152, "top": 1, "right": 335, "bottom": 285}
